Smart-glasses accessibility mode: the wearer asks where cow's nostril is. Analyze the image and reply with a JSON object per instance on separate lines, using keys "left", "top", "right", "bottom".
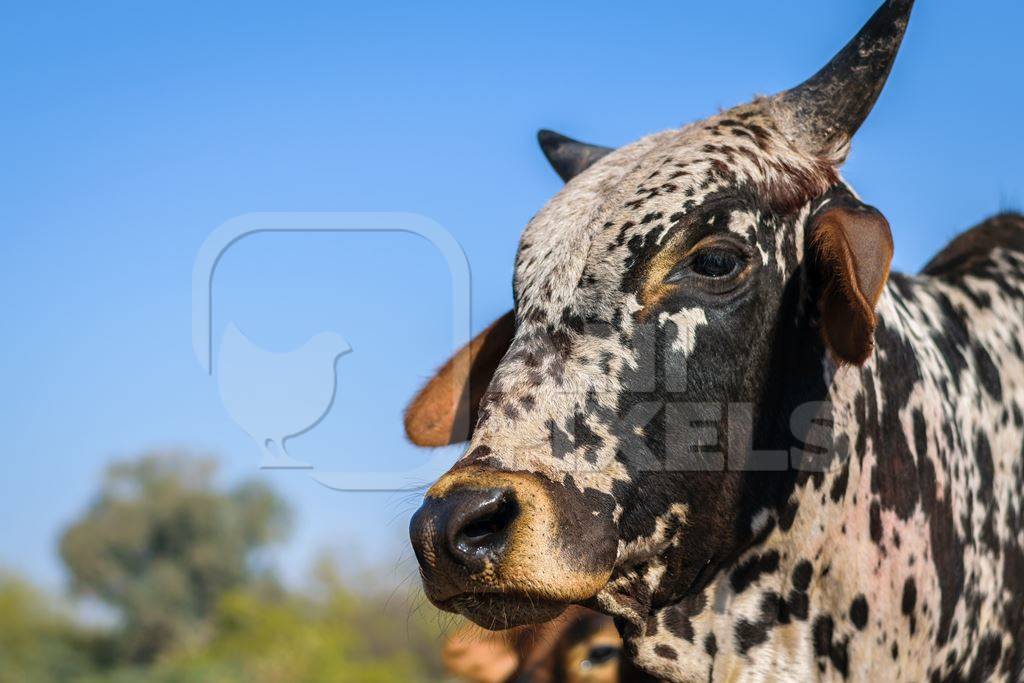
{"left": 449, "top": 489, "right": 518, "bottom": 563}
{"left": 458, "top": 494, "right": 517, "bottom": 542}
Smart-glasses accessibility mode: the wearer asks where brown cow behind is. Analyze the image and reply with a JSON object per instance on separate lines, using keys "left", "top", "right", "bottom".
{"left": 443, "top": 606, "right": 658, "bottom": 683}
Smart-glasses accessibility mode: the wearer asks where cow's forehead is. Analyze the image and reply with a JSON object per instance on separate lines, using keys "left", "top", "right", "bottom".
{"left": 514, "top": 103, "right": 836, "bottom": 326}
{"left": 514, "top": 128, "right": 676, "bottom": 323}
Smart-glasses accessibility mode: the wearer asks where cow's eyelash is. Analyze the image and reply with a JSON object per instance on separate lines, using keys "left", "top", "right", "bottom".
{"left": 662, "top": 236, "right": 750, "bottom": 284}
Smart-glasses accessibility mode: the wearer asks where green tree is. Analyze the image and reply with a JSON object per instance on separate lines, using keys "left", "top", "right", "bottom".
{"left": 59, "top": 453, "right": 290, "bottom": 663}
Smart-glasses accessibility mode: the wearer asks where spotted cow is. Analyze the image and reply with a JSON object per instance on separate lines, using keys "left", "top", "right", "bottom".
{"left": 406, "top": 1, "right": 1024, "bottom": 680}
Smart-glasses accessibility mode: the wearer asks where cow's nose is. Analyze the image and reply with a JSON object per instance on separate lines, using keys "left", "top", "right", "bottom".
{"left": 447, "top": 488, "right": 519, "bottom": 564}
{"left": 410, "top": 487, "right": 519, "bottom": 572}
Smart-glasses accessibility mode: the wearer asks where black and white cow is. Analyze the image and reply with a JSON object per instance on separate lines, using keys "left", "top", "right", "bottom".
{"left": 406, "top": 1, "right": 1024, "bottom": 680}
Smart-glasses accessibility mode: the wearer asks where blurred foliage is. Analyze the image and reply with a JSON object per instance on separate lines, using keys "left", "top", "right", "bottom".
{"left": 0, "top": 573, "right": 107, "bottom": 682}
{"left": 0, "top": 452, "right": 451, "bottom": 682}
{"left": 0, "top": 573, "right": 448, "bottom": 683}
{"left": 59, "top": 453, "right": 291, "bottom": 663}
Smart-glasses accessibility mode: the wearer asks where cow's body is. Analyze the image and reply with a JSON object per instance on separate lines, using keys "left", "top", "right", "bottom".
{"left": 405, "top": 2, "right": 1024, "bottom": 680}
{"left": 618, "top": 215, "right": 1024, "bottom": 681}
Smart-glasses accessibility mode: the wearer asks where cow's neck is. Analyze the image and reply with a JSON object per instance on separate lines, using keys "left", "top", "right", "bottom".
{"left": 616, "top": 274, "right": 960, "bottom": 682}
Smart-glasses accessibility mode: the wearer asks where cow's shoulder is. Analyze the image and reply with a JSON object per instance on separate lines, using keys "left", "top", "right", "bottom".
{"left": 920, "top": 212, "right": 1024, "bottom": 278}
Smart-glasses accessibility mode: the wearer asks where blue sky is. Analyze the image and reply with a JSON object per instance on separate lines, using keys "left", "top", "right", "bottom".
{"left": 1, "top": 1, "right": 1022, "bottom": 591}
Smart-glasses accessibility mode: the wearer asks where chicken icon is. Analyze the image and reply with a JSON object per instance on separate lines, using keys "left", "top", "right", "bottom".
{"left": 217, "top": 321, "right": 351, "bottom": 468}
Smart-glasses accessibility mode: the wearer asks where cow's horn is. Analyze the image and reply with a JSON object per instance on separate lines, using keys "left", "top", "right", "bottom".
{"left": 771, "top": 0, "right": 914, "bottom": 159}
{"left": 537, "top": 129, "right": 613, "bottom": 182}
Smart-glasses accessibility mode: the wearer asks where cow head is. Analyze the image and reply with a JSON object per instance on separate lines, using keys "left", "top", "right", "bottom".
{"left": 409, "top": 1, "right": 910, "bottom": 629}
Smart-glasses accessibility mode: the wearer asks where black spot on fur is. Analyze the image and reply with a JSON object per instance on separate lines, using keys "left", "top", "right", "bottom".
{"left": 812, "top": 615, "right": 833, "bottom": 657}
{"left": 778, "top": 499, "right": 799, "bottom": 531}
{"left": 901, "top": 577, "right": 917, "bottom": 638}
{"left": 730, "top": 551, "right": 780, "bottom": 593}
{"left": 662, "top": 603, "right": 696, "bottom": 643}
{"left": 546, "top": 419, "right": 573, "bottom": 460}
{"left": 973, "top": 343, "right": 1003, "bottom": 400}
{"left": 830, "top": 462, "right": 850, "bottom": 502}
{"left": 792, "top": 560, "right": 813, "bottom": 592}
{"left": 901, "top": 577, "right": 916, "bottom": 614}
{"left": 734, "top": 592, "right": 783, "bottom": 655}
{"left": 912, "top": 409, "right": 928, "bottom": 459}
{"left": 787, "top": 590, "right": 810, "bottom": 621}
{"left": 849, "top": 595, "right": 869, "bottom": 630}
{"left": 735, "top": 618, "right": 768, "bottom": 654}
{"left": 704, "top": 632, "right": 717, "bottom": 657}
{"left": 811, "top": 614, "right": 849, "bottom": 677}
{"left": 975, "top": 431, "right": 995, "bottom": 504}
{"left": 869, "top": 501, "right": 883, "bottom": 543}
{"left": 654, "top": 644, "right": 677, "bottom": 660}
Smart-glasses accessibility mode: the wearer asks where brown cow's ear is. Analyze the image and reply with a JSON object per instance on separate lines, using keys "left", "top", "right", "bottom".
{"left": 404, "top": 310, "right": 515, "bottom": 446}
{"left": 442, "top": 624, "right": 519, "bottom": 683}
{"left": 809, "top": 195, "right": 893, "bottom": 366}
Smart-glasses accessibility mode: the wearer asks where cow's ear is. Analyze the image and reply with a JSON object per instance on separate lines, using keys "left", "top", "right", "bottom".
{"left": 809, "top": 195, "right": 893, "bottom": 366}
{"left": 405, "top": 310, "right": 515, "bottom": 446}
{"left": 442, "top": 624, "right": 519, "bottom": 683}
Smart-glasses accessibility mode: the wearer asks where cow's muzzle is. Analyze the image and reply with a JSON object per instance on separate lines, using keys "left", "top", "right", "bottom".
{"left": 409, "top": 466, "right": 617, "bottom": 629}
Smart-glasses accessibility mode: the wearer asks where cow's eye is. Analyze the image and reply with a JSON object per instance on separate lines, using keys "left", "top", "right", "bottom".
{"left": 663, "top": 242, "right": 748, "bottom": 287}
{"left": 691, "top": 248, "right": 743, "bottom": 278}
{"left": 582, "top": 645, "right": 619, "bottom": 668}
